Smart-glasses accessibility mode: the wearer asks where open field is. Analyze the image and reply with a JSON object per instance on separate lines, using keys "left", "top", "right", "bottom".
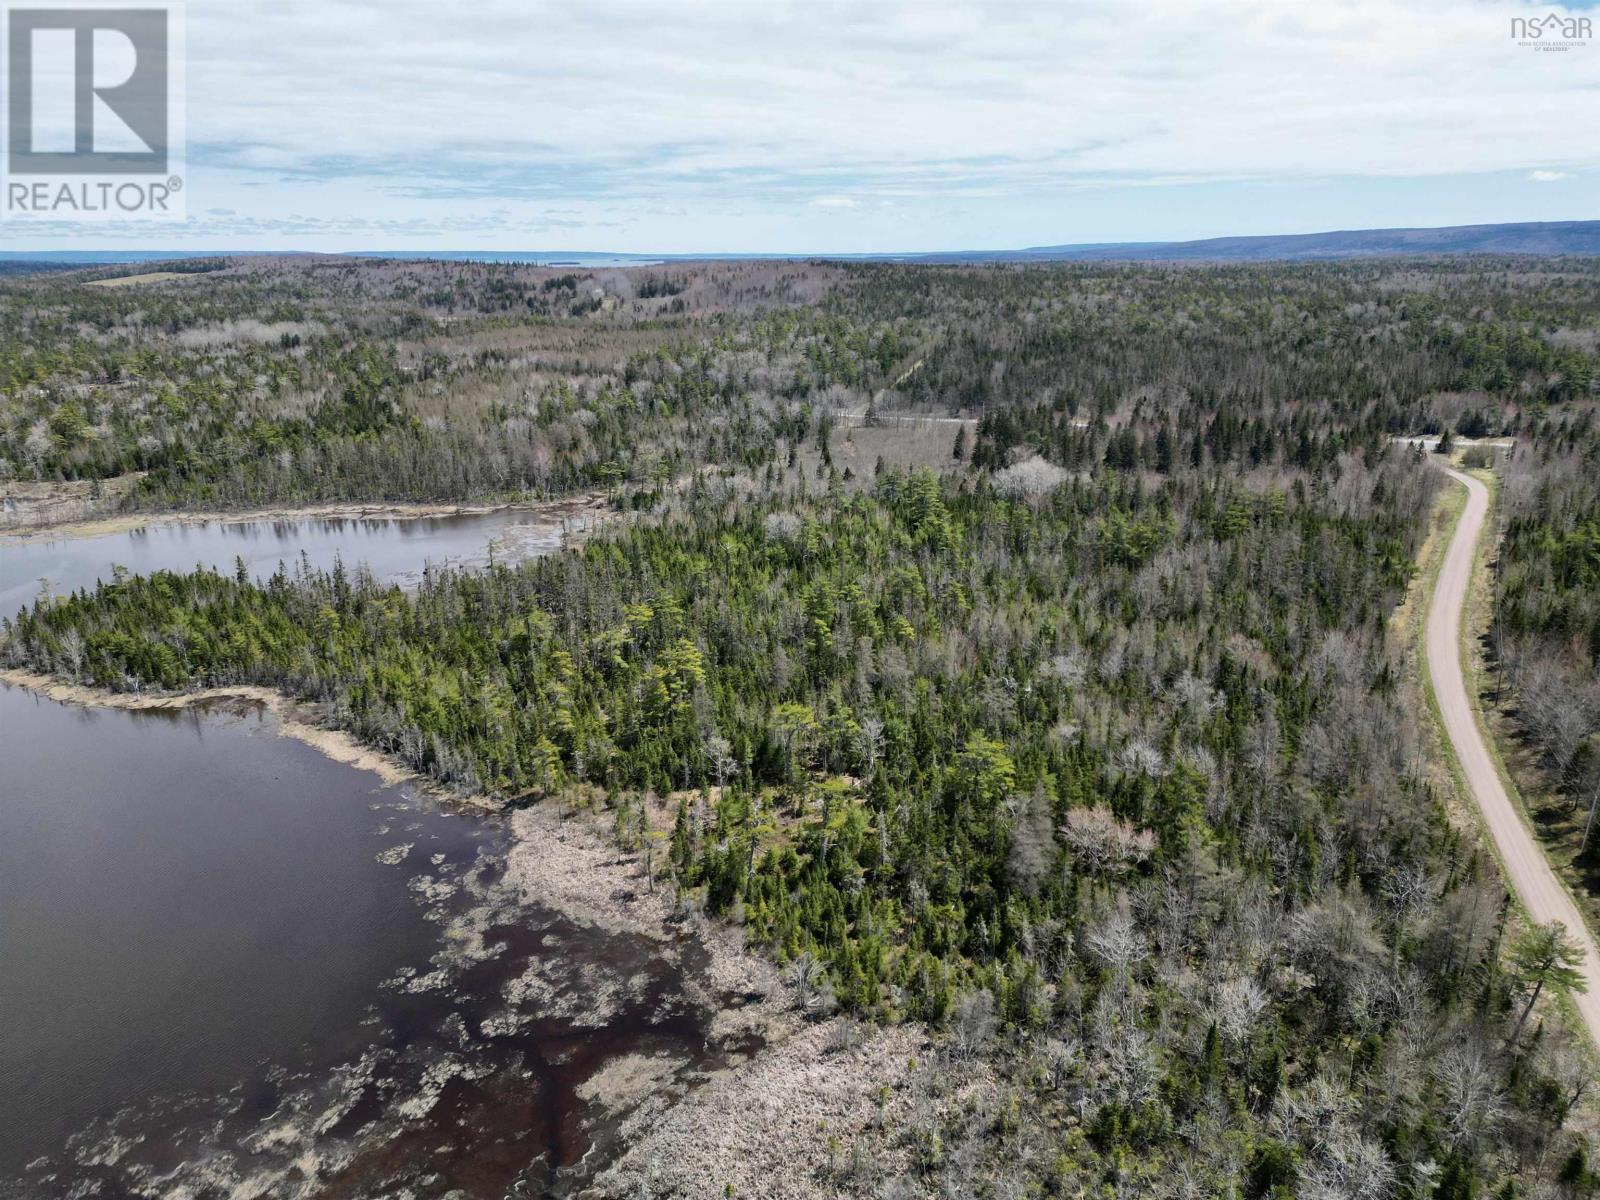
{"left": 84, "top": 271, "right": 195, "bottom": 287}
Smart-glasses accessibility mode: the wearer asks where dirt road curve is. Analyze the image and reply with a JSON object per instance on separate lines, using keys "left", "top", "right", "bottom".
{"left": 1428, "top": 468, "right": 1600, "bottom": 1048}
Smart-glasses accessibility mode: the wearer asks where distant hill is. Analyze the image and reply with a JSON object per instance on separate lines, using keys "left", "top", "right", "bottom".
{"left": 0, "top": 250, "right": 292, "bottom": 277}
{"left": 4, "top": 220, "right": 1597, "bottom": 271}
{"left": 0, "top": 259, "right": 82, "bottom": 277}
{"left": 328, "top": 224, "right": 1600, "bottom": 265}
{"left": 916, "top": 220, "right": 1600, "bottom": 263}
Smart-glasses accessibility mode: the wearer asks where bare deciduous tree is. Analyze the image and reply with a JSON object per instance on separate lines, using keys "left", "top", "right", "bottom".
{"left": 1432, "top": 1041, "right": 1507, "bottom": 1149}
{"left": 950, "top": 990, "right": 997, "bottom": 1060}
{"left": 1061, "top": 807, "right": 1156, "bottom": 876}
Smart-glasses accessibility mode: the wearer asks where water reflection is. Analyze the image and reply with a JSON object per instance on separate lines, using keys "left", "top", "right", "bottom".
{"left": 0, "top": 507, "right": 584, "bottom": 616}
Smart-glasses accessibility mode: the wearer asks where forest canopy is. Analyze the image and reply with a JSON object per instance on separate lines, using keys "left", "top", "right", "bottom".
{"left": 4, "top": 254, "right": 1599, "bottom": 1199}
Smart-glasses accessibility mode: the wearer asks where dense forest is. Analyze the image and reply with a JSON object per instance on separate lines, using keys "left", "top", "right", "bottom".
{"left": 3, "top": 258, "right": 1598, "bottom": 511}
{"left": 4, "top": 256, "right": 1600, "bottom": 1198}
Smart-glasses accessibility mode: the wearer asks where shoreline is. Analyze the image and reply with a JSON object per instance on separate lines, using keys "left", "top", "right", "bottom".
{"left": 0, "top": 492, "right": 608, "bottom": 545}
{"left": 0, "top": 661, "right": 790, "bottom": 983}
{"left": 0, "top": 667, "right": 429, "bottom": 794}
{"left": 0, "top": 665, "right": 924, "bottom": 1195}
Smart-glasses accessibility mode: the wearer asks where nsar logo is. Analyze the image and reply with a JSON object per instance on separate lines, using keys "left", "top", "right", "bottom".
{"left": 1511, "top": 11, "right": 1591, "bottom": 51}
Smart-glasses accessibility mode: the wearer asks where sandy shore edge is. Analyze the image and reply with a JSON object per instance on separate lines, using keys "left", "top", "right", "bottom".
{"left": 0, "top": 667, "right": 431, "bottom": 792}
{"left": 512, "top": 798, "right": 929, "bottom": 1199}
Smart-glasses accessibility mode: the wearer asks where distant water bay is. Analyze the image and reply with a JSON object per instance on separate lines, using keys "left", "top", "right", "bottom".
{"left": 0, "top": 506, "right": 576, "bottom": 616}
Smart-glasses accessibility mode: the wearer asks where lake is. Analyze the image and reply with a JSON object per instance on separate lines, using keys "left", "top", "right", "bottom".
{"left": 0, "top": 502, "right": 750, "bottom": 1198}
{"left": 0, "top": 505, "right": 587, "bottom": 617}
{"left": 0, "top": 684, "right": 744, "bottom": 1198}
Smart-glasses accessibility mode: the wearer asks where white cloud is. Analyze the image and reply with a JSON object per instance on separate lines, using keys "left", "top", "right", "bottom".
{"left": 26, "top": 0, "right": 1600, "bottom": 248}
{"left": 182, "top": 0, "right": 1600, "bottom": 189}
{"left": 1528, "top": 169, "right": 1572, "bottom": 182}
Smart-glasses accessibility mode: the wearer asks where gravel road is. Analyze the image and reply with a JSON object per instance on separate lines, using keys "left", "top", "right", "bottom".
{"left": 1428, "top": 467, "right": 1600, "bottom": 1048}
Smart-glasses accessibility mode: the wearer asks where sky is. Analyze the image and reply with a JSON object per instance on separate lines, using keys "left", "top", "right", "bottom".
{"left": 2, "top": 0, "right": 1597, "bottom": 253}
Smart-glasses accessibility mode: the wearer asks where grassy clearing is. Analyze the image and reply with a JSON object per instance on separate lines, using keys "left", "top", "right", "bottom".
{"left": 85, "top": 271, "right": 191, "bottom": 288}
{"left": 784, "top": 415, "right": 973, "bottom": 491}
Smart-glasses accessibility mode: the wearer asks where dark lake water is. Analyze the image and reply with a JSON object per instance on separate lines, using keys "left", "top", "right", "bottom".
{"left": 0, "top": 684, "right": 481, "bottom": 1177}
{"left": 0, "top": 507, "right": 582, "bottom": 617}
{"left": 0, "top": 685, "right": 744, "bottom": 1198}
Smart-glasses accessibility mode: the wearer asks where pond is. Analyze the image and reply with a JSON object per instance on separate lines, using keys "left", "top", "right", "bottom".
{"left": 0, "top": 505, "right": 586, "bottom": 617}
{"left": 0, "top": 683, "right": 740, "bottom": 1197}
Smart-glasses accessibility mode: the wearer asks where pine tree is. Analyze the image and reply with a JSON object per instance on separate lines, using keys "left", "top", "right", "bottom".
{"left": 1508, "top": 922, "right": 1588, "bottom": 1045}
